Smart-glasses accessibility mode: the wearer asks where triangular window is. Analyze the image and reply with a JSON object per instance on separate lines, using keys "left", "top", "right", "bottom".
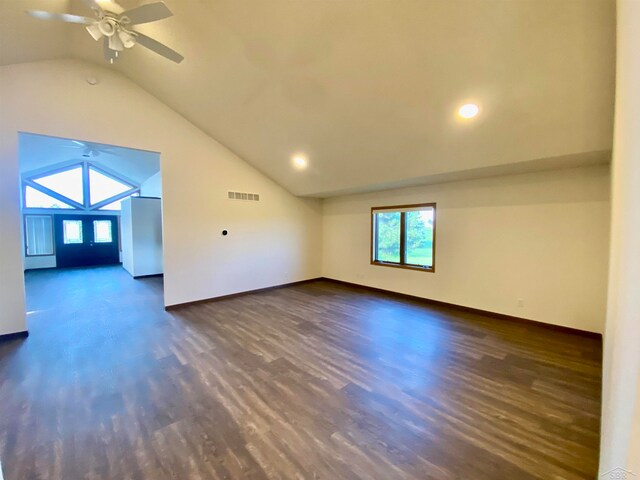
{"left": 99, "top": 192, "right": 139, "bottom": 211}
{"left": 24, "top": 163, "right": 140, "bottom": 211}
{"left": 89, "top": 167, "right": 134, "bottom": 206}
{"left": 24, "top": 186, "right": 74, "bottom": 209}
{"left": 33, "top": 166, "right": 84, "bottom": 204}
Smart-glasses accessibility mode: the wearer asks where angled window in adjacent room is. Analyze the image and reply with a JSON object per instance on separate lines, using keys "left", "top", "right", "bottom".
{"left": 22, "top": 162, "right": 140, "bottom": 212}
{"left": 371, "top": 203, "right": 436, "bottom": 272}
{"left": 32, "top": 166, "right": 84, "bottom": 205}
{"left": 24, "top": 186, "right": 74, "bottom": 209}
{"left": 89, "top": 167, "right": 134, "bottom": 206}
{"left": 98, "top": 192, "right": 139, "bottom": 211}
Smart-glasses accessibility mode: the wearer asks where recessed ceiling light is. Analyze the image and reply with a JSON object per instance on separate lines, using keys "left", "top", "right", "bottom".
{"left": 292, "top": 154, "right": 308, "bottom": 170}
{"left": 458, "top": 103, "right": 479, "bottom": 119}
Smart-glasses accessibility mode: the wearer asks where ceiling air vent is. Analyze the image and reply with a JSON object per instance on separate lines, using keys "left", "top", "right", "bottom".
{"left": 228, "top": 191, "right": 260, "bottom": 201}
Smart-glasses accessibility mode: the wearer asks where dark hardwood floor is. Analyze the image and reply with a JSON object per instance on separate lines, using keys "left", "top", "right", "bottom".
{"left": 0, "top": 266, "right": 602, "bottom": 479}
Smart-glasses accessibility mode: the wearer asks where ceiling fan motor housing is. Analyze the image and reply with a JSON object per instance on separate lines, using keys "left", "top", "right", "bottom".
{"left": 98, "top": 18, "right": 118, "bottom": 37}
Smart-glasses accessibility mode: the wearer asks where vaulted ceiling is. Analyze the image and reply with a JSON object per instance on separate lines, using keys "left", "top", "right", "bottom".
{"left": 19, "top": 133, "right": 160, "bottom": 185}
{"left": 0, "top": 0, "right": 616, "bottom": 197}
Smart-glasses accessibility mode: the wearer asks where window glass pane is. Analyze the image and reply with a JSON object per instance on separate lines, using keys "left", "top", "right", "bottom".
{"left": 33, "top": 167, "right": 83, "bottom": 204}
{"left": 24, "top": 186, "right": 74, "bottom": 209}
{"left": 25, "top": 216, "right": 54, "bottom": 256}
{"left": 63, "top": 220, "right": 83, "bottom": 244}
{"left": 89, "top": 167, "right": 132, "bottom": 205}
{"left": 99, "top": 199, "right": 122, "bottom": 211}
{"left": 93, "top": 220, "right": 113, "bottom": 243}
{"left": 98, "top": 193, "right": 139, "bottom": 211}
{"left": 406, "top": 209, "right": 434, "bottom": 267}
{"left": 375, "top": 212, "right": 401, "bottom": 263}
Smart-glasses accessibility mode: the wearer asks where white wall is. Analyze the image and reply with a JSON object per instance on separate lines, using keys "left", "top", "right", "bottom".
{"left": 120, "top": 200, "right": 134, "bottom": 277}
{"left": 599, "top": 0, "right": 640, "bottom": 474}
{"left": 323, "top": 165, "right": 610, "bottom": 333}
{"left": 0, "top": 126, "right": 26, "bottom": 334}
{"left": 121, "top": 197, "right": 163, "bottom": 278}
{"left": 24, "top": 255, "right": 56, "bottom": 270}
{"left": 140, "top": 171, "right": 162, "bottom": 197}
{"left": 0, "top": 59, "right": 322, "bottom": 334}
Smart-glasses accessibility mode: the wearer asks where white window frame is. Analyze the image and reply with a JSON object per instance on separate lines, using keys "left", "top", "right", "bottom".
{"left": 22, "top": 160, "right": 140, "bottom": 212}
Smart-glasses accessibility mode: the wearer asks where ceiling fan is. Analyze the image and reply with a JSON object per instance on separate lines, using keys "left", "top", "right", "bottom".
{"left": 26, "top": 0, "right": 184, "bottom": 64}
{"left": 62, "top": 140, "right": 117, "bottom": 157}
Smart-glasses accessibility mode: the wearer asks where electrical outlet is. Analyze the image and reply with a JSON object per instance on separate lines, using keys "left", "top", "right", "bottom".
{"left": 517, "top": 298, "right": 525, "bottom": 308}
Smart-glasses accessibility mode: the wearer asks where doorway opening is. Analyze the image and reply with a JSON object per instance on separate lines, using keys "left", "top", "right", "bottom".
{"left": 19, "top": 132, "right": 164, "bottom": 320}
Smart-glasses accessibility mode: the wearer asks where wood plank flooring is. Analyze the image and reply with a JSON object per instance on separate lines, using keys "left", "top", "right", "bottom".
{"left": 0, "top": 266, "right": 602, "bottom": 479}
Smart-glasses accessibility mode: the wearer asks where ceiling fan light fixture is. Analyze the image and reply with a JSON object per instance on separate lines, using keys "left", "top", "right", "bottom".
{"left": 118, "top": 29, "right": 137, "bottom": 48}
{"left": 85, "top": 23, "right": 103, "bottom": 40}
{"left": 109, "top": 33, "right": 124, "bottom": 51}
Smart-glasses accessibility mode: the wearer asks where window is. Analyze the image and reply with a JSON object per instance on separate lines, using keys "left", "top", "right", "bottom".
{"left": 24, "top": 186, "right": 74, "bottom": 209}
{"left": 63, "top": 220, "right": 83, "bottom": 244}
{"left": 99, "top": 192, "right": 139, "bottom": 211}
{"left": 371, "top": 203, "right": 436, "bottom": 272}
{"left": 24, "top": 215, "right": 54, "bottom": 256}
{"left": 22, "top": 161, "right": 140, "bottom": 212}
{"left": 93, "top": 220, "right": 113, "bottom": 243}
{"left": 33, "top": 166, "right": 84, "bottom": 204}
{"left": 89, "top": 167, "right": 133, "bottom": 206}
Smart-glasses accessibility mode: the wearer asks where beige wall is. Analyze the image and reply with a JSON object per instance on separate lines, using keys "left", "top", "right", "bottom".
{"left": 0, "top": 59, "right": 322, "bottom": 334}
{"left": 599, "top": 0, "right": 640, "bottom": 474}
{"left": 323, "top": 165, "right": 610, "bottom": 333}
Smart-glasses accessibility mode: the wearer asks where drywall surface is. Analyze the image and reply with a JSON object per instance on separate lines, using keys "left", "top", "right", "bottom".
{"left": 0, "top": 123, "right": 26, "bottom": 334}
{"left": 323, "top": 165, "right": 610, "bottom": 333}
{"left": 132, "top": 198, "right": 163, "bottom": 277}
{"left": 599, "top": 0, "right": 640, "bottom": 474}
{"left": 120, "top": 199, "right": 135, "bottom": 277}
{"left": 0, "top": 60, "right": 322, "bottom": 328}
{"left": 24, "top": 255, "right": 56, "bottom": 270}
{"left": 121, "top": 197, "right": 163, "bottom": 277}
{"left": 140, "top": 171, "right": 162, "bottom": 198}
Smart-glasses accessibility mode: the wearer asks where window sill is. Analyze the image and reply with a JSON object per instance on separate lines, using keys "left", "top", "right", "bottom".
{"left": 371, "top": 261, "right": 434, "bottom": 273}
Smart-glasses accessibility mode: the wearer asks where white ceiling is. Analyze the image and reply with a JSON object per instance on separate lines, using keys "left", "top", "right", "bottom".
{"left": 19, "top": 132, "right": 160, "bottom": 185}
{"left": 1, "top": 0, "right": 616, "bottom": 197}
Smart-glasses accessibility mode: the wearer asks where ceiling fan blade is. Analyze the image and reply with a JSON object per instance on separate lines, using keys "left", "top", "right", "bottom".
{"left": 26, "top": 10, "right": 94, "bottom": 24}
{"left": 97, "top": 149, "right": 118, "bottom": 157}
{"left": 103, "top": 38, "right": 118, "bottom": 63}
{"left": 121, "top": 2, "right": 172, "bottom": 25}
{"left": 84, "top": 142, "right": 116, "bottom": 152}
{"left": 134, "top": 32, "right": 183, "bottom": 63}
